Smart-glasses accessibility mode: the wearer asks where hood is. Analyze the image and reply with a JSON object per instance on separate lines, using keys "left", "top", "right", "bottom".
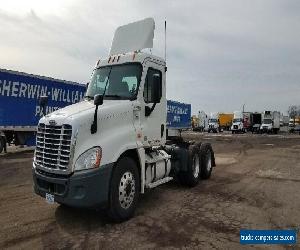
{"left": 232, "top": 122, "right": 243, "bottom": 125}
{"left": 40, "top": 99, "right": 132, "bottom": 125}
{"left": 47, "top": 100, "right": 94, "bottom": 119}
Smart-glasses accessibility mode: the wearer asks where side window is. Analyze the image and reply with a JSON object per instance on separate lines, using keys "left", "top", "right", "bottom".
{"left": 122, "top": 76, "right": 137, "bottom": 96}
{"left": 143, "top": 68, "right": 162, "bottom": 103}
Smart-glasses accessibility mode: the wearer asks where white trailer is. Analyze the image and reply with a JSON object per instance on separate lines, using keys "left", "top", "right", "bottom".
{"left": 198, "top": 111, "right": 208, "bottom": 132}
{"left": 32, "top": 18, "right": 216, "bottom": 221}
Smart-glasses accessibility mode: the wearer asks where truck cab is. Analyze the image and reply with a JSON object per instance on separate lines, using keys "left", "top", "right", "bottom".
{"left": 231, "top": 111, "right": 244, "bottom": 133}
{"left": 208, "top": 113, "right": 219, "bottom": 133}
{"left": 260, "top": 111, "right": 280, "bottom": 134}
{"left": 32, "top": 18, "right": 215, "bottom": 221}
{"left": 260, "top": 118, "right": 273, "bottom": 132}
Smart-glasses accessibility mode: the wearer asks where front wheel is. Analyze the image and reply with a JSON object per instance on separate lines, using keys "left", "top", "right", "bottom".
{"left": 108, "top": 157, "right": 140, "bottom": 222}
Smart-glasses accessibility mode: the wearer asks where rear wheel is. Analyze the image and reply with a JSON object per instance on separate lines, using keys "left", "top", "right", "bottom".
{"left": 108, "top": 157, "right": 140, "bottom": 222}
{"left": 0, "top": 137, "right": 4, "bottom": 154}
{"left": 178, "top": 145, "right": 201, "bottom": 187}
{"left": 200, "top": 143, "right": 214, "bottom": 179}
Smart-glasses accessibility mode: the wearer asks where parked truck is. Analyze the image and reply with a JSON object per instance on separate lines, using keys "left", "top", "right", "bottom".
{"left": 208, "top": 112, "right": 220, "bottom": 133}
{"left": 218, "top": 113, "right": 233, "bottom": 131}
{"left": 192, "top": 111, "right": 208, "bottom": 132}
{"left": 282, "top": 116, "right": 289, "bottom": 126}
{"left": 260, "top": 111, "right": 280, "bottom": 134}
{"left": 198, "top": 111, "right": 208, "bottom": 132}
{"left": 0, "top": 68, "right": 85, "bottom": 153}
{"left": 288, "top": 116, "right": 300, "bottom": 132}
{"left": 243, "top": 112, "right": 251, "bottom": 131}
{"left": 32, "top": 18, "right": 216, "bottom": 221}
{"left": 250, "top": 112, "right": 262, "bottom": 133}
{"left": 231, "top": 111, "right": 244, "bottom": 133}
{"left": 191, "top": 115, "right": 199, "bottom": 131}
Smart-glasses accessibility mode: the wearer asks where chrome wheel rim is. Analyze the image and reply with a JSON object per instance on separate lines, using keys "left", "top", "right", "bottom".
{"left": 193, "top": 154, "right": 200, "bottom": 178}
{"left": 119, "top": 171, "right": 135, "bottom": 209}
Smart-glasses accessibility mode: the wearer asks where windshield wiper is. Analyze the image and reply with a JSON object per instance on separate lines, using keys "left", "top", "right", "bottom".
{"left": 104, "top": 94, "right": 126, "bottom": 99}
{"left": 84, "top": 95, "right": 94, "bottom": 100}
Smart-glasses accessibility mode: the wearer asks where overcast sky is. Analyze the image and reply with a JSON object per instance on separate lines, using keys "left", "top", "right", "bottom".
{"left": 0, "top": 0, "right": 299, "bottom": 114}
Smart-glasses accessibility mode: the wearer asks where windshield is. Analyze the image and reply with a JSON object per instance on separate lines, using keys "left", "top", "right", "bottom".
{"left": 263, "top": 119, "right": 272, "bottom": 124}
{"left": 209, "top": 119, "right": 217, "bottom": 123}
{"left": 86, "top": 64, "right": 142, "bottom": 100}
{"left": 233, "top": 118, "right": 242, "bottom": 123}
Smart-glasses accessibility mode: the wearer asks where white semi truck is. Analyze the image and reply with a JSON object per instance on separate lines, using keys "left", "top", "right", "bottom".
{"left": 208, "top": 112, "right": 219, "bottom": 133}
{"left": 231, "top": 111, "right": 244, "bottom": 133}
{"left": 260, "top": 111, "right": 280, "bottom": 134}
{"left": 32, "top": 18, "right": 215, "bottom": 221}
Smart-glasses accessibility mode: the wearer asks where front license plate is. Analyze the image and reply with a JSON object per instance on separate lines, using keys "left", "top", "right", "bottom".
{"left": 46, "top": 193, "right": 54, "bottom": 204}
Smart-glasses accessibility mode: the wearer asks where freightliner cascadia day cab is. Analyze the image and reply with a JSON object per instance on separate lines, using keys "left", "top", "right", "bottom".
{"left": 32, "top": 18, "right": 216, "bottom": 221}
{"left": 0, "top": 69, "right": 85, "bottom": 153}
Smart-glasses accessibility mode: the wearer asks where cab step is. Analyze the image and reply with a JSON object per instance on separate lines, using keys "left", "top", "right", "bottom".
{"left": 146, "top": 177, "right": 173, "bottom": 189}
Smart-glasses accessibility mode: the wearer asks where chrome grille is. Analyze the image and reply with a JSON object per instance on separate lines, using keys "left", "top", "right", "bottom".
{"left": 35, "top": 123, "right": 72, "bottom": 171}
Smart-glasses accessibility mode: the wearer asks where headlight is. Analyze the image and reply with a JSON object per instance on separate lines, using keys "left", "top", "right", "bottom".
{"left": 74, "top": 147, "right": 102, "bottom": 171}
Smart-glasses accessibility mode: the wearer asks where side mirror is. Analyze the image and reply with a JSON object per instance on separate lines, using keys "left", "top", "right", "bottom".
{"left": 94, "top": 94, "right": 103, "bottom": 106}
{"left": 86, "top": 82, "right": 89, "bottom": 88}
{"left": 151, "top": 74, "right": 161, "bottom": 103}
{"left": 91, "top": 94, "right": 103, "bottom": 134}
{"left": 39, "top": 96, "right": 48, "bottom": 116}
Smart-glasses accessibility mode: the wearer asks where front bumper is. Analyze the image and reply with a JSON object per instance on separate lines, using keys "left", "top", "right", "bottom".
{"left": 260, "top": 127, "right": 272, "bottom": 132}
{"left": 32, "top": 163, "right": 113, "bottom": 208}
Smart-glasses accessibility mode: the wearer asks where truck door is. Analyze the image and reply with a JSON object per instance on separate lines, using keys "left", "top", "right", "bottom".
{"left": 140, "top": 61, "right": 166, "bottom": 147}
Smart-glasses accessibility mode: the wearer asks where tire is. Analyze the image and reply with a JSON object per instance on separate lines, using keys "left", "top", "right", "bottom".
{"left": 108, "top": 157, "right": 140, "bottom": 222}
{"left": 178, "top": 145, "right": 201, "bottom": 187}
{"left": 200, "top": 143, "right": 214, "bottom": 179}
{"left": 0, "top": 137, "right": 4, "bottom": 154}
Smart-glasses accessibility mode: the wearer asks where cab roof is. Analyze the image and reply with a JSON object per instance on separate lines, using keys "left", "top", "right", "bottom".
{"left": 95, "top": 52, "right": 165, "bottom": 69}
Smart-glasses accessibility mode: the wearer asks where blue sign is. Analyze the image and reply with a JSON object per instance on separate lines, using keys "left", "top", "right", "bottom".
{"left": 0, "top": 70, "right": 86, "bottom": 127}
{"left": 240, "top": 229, "right": 297, "bottom": 245}
{"left": 167, "top": 100, "right": 191, "bottom": 129}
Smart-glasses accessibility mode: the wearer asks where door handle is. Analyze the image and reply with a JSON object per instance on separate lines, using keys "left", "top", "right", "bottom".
{"left": 161, "top": 124, "right": 165, "bottom": 137}
{"left": 133, "top": 105, "right": 141, "bottom": 111}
